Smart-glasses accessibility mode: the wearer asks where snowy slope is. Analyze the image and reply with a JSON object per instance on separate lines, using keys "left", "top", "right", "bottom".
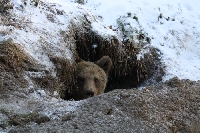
{"left": 0, "top": 0, "right": 116, "bottom": 121}
{"left": 85, "top": 0, "right": 200, "bottom": 81}
{"left": 47, "top": 0, "right": 200, "bottom": 81}
{"left": 1, "top": 0, "right": 200, "bottom": 81}
{"left": 84, "top": 0, "right": 200, "bottom": 81}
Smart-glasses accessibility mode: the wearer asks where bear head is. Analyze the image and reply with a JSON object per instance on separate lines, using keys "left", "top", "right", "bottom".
{"left": 72, "top": 56, "right": 112, "bottom": 100}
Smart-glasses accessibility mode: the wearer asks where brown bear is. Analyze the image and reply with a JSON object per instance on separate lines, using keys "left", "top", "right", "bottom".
{"left": 71, "top": 56, "right": 112, "bottom": 100}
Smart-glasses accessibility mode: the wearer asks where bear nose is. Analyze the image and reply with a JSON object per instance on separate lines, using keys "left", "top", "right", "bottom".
{"left": 85, "top": 89, "right": 94, "bottom": 97}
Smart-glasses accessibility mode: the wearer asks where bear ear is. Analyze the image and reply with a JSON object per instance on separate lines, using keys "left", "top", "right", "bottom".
{"left": 96, "top": 56, "right": 112, "bottom": 75}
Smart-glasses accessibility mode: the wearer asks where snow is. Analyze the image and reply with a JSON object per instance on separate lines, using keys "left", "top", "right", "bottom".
{"left": 91, "top": 21, "right": 116, "bottom": 36}
{"left": 1, "top": 0, "right": 200, "bottom": 81}
{"left": 78, "top": 0, "right": 200, "bottom": 81}
{"left": 42, "top": 0, "right": 200, "bottom": 81}
{"left": 0, "top": 0, "right": 200, "bottom": 85}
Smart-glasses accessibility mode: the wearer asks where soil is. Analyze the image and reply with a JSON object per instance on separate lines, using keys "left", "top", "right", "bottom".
{"left": 0, "top": 77, "right": 200, "bottom": 133}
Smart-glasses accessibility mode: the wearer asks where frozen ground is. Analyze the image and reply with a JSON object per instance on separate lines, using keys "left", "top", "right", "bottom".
{"left": 0, "top": 0, "right": 200, "bottom": 132}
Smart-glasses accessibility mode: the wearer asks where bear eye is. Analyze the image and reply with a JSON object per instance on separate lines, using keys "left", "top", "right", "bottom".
{"left": 94, "top": 77, "right": 99, "bottom": 83}
{"left": 78, "top": 77, "right": 84, "bottom": 82}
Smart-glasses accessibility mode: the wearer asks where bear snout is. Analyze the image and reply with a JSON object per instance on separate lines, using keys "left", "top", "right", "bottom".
{"left": 85, "top": 89, "right": 94, "bottom": 97}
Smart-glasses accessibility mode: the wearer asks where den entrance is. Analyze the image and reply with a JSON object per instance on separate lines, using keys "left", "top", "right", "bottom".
{"left": 74, "top": 29, "right": 164, "bottom": 92}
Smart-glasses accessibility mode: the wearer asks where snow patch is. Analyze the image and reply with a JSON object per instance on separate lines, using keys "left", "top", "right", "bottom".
{"left": 82, "top": 0, "right": 200, "bottom": 81}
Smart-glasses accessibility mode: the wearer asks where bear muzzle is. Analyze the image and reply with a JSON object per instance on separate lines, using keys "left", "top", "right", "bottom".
{"left": 85, "top": 89, "right": 94, "bottom": 97}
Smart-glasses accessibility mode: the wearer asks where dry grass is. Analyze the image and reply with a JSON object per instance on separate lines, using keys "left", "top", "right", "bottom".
{"left": 0, "top": 14, "right": 164, "bottom": 100}
{"left": 49, "top": 56, "right": 76, "bottom": 99}
{"left": 0, "top": 38, "right": 36, "bottom": 76}
{"left": 68, "top": 19, "right": 164, "bottom": 92}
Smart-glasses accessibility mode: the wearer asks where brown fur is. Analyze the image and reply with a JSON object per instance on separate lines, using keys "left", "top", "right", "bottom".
{"left": 72, "top": 56, "right": 112, "bottom": 100}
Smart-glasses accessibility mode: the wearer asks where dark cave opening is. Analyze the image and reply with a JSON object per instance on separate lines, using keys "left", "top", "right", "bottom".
{"left": 74, "top": 30, "right": 152, "bottom": 92}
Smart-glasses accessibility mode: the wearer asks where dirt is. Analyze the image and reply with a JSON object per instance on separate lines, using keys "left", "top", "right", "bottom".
{"left": 0, "top": 77, "right": 200, "bottom": 133}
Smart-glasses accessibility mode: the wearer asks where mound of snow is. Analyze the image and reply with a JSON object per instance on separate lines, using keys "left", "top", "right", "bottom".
{"left": 49, "top": 0, "right": 200, "bottom": 81}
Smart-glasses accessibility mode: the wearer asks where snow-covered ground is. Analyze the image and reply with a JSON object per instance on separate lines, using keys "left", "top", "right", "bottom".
{"left": 46, "top": 0, "right": 200, "bottom": 81}
{"left": 1, "top": 0, "right": 200, "bottom": 81}
{"left": 0, "top": 1, "right": 200, "bottom": 132}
